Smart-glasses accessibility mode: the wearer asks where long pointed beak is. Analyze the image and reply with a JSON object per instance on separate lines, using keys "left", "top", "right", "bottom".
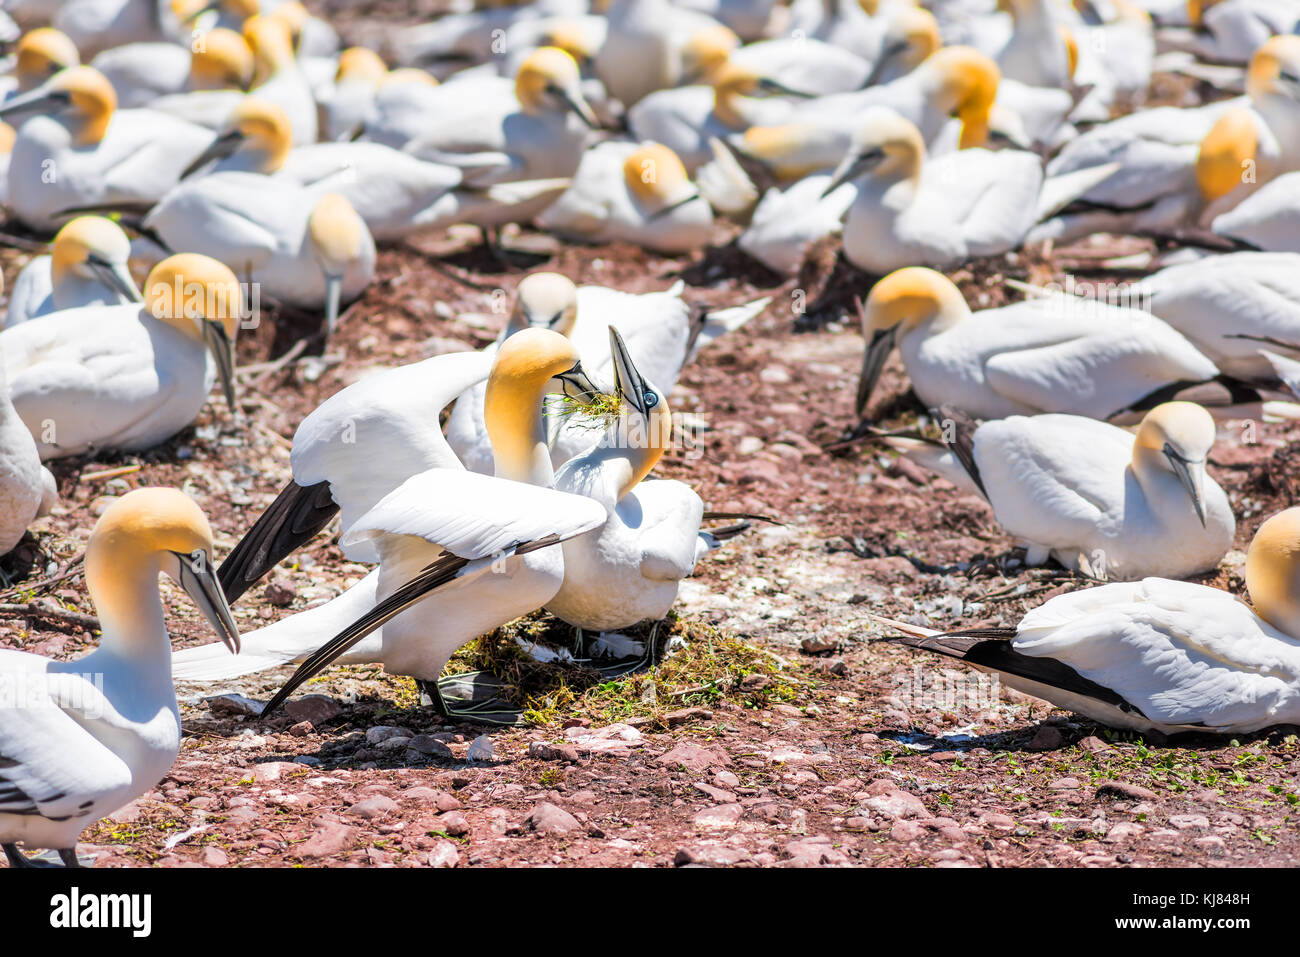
{"left": 821, "top": 150, "right": 879, "bottom": 199}
{"left": 556, "top": 85, "right": 599, "bottom": 129}
{"left": 323, "top": 274, "right": 343, "bottom": 337}
{"left": 89, "top": 257, "right": 143, "bottom": 303}
{"left": 856, "top": 326, "right": 897, "bottom": 420}
{"left": 202, "top": 320, "right": 237, "bottom": 412}
{"left": 1164, "top": 444, "right": 1208, "bottom": 528}
{"left": 861, "top": 40, "right": 906, "bottom": 90}
{"left": 174, "top": 550, "right": 241, "bottom": 654}
{"left": 756, "top": 76, "right": 816, "bottom": 99}
{"left": 0, "top": 85, "right": 68, "bottom": 118}
{"left": 182, "top": 128, "right": 245, "bottom": 179}
{"left": 609, "top": 325, "right": 651, "bottom": 415}
{"left": 553, "top": 358, "right": 602, "bottom": 403}
{"left": 648, "top": 192, "right": 704, "bottom": 221}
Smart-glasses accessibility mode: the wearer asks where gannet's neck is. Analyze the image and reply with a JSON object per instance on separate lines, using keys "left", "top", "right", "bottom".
{"left": 485, "top": 379, "right": 556, "bottom": 486}
{"left": 83, "top": 557, "right": 174, "bottom": 683}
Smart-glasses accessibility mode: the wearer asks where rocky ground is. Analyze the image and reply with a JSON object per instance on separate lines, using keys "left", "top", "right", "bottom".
{"left": 1, "top": 7, "right": 1298, "bottom": 869}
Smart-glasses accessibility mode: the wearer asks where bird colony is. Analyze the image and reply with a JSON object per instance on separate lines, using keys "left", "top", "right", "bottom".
{"left": 1, "top": 0, "right": 1299, "bottom": 869}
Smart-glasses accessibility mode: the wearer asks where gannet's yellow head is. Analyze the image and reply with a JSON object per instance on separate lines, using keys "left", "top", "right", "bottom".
{"left": 485, "top": 326, "right": 593, "bottom": 482}
{"left": 6, "top": 66, "right": 117, "bottom": 145}
{"left": 710, "top": 62, "right": 814, "bottom": 127}
{"left": 244, "top": 13, "right": 296, "bottom": 83}
{"left": 190, "top": 27, "right": 254, "bottom": 90}
{"left": 50, "top": 216, "right": 140, "bottom": 301}
{"left": 822, "top": 107, "right": 925, "bottom": 195}
{"left": 924, "top": 46, "right": 1000, "bottom": 149}
{"left": 858, "top": 0, "right": 880, "bottom": 13}
{"left": 15, "top": 28, "right": 79, "bottom": 91}
{"left": 623, "top": 141, "right": 694, "bottom": 209}
{"left": 336, "top": 46, "right": 388, "bottom": 84}
{"left": 308, "top": 193, "right": 368, "bottom": 335}
{"left": 510, "top": 271, "right": 579, "bottom": 337}
{"left": 86, "top": 487, "right": 240, "bottom": 653}
{"left": 608, "top": 326, "right": 672, "bottom": 496}
{"left": 1133, "top": 402, "right": 1216, "bottom": 527}
{"left": 185, "top": 96, "right": 292, "bottom": 175}
{"left": 1186, "top": 0, "right": 1224, "bottom": 27}
{"left": 884, "top": 8, "right": 941, "bottom": 74}
{"left": 145, "top": 253, "right": 241, "bottom": 409}
{"left": 1246, "top": 35, "right": 1300, "bottom": 101}
{"left": 382, "top": 67, "right": 438, "bottom": 87}
{"left": 541, "top": 20, "right": 600, "bottom": 64}
{"left": 855, "top": 267, "right": 967, "bottom": 418}
{"left": 1246, "top": 508, "right": 1300, "bottom": 639}
{"left": 0, "top": 122, "right": 13, "bottom": 156}
{"left": 681, "top": 25, "right": 740, "bottom": 84}
{"left": 1196, "top": 107, "right": 1257, "bottom": 203}
{"left": 515, "top": 46, "right": 598, "bottom": 127}
{"left": 269, "top": 0, "right": 309, "bottom": 48}
{"left": 1060, "top": 27, "right": 1079, "bottom": 80}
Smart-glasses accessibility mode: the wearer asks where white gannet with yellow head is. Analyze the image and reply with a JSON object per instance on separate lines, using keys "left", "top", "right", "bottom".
{"left": 0, "top": 65, "right": 213, "bottom": 233}
{"left": 0, "top": 487, "right": 239, "bottom": 868}
{"left": 1, "top": 253, "right": 242, "bottom": 459}
{"left": 854, "top": 267, "right": 1221, "bottom": 423}
{"left": 1032, "top": 35, "right": 1300, "bottom": 245}
{"left": 546, "top": 327, "right": 707, "bottom": 633}
{"left": 880, "top": 507, "right": 1300, "bottom": 735}
{"left": 238, "top": 12, "right": 316, "bottom": 143}
{"left": 6, "top": 216, "right": 141, "bottom": 328}
{"left": 537, "top": 140, "right": 714, "bottom": 253}
{"left": 173, "top": 329, "right": 608, "bottom": 712}
{"left": 90, "top": 25, "right": 253, "bottom": 111}
{"left": 316, "top": 46, "right": 423, "bottom": 142}
{"left": 881, "top": 401, "right": 1234, "bottom": 579}
{"left": 594, "top": 0, "right": 730, "bottom": 108}
{"left": 143, "top": 100, "right": 375, "bottom": 330}
{"left": 1157, "top": 0, "right": 1300, "bottom": 67}
{"left": 819, "top": 106, "right": 1045, "bottom": 274}
{"left": 2, "top": 28, "right": 80, "bottom": 99}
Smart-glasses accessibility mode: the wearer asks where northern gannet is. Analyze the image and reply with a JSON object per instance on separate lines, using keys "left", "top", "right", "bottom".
{"left": 593, "top": 0, "right": 729, "bottom": 108}
{"left": 881, "top": 402, "right": 1235, "bottom": 579}
{"left": 2, "top": 253, "right": 241, "bottom": 459}
{"left": 5, "top": 216, "right": 141, "bottom": 328}
{"left": 0, "top": 65, "right": 214, "bottom": 233}
{"left": 546, "top": 326, "right": 707, "bottom": 632}
{"left": 174, "top": 329, "right": 609, "bottom": 708}
{"left": 879, "top": 507, "right": 1300, "bottom": 736}
{"left": 315, "top": 46, "right": 437, "bottom": 143}
{"left": 241, "top": 13, "right": 315, "bottom": 144}
{"left": 2, "top": 28, "right": 80, "bottom": 99}
{"left": 537, "top": 140, "right": 714, "bottom": 253}
{"left": 1031, "top": 35, "right": 1300, "bottom": 245}
{"left": 0, "top": 487, "right": 239, "bottom": 867}
{"left": 854, "top": 267, "right": 1220, "bottom": 422}
{"left": 90, "top": 26, "right": 253, "bottom": 108}
{"left": 1157, "top": 0, "right": 1300, "bottom": 67}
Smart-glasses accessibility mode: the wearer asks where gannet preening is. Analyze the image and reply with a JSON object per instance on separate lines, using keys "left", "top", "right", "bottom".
{"left": 537, "top": 140, "right": 714, "bottom": 253}
{"left": 546, "top": 327, "right": 707, "bottom": 631}
{"left": 854, "top": 267, "right": 1221, "bottom": 423}
{"left": 1031, "top": 35, "right": 1300, "bottom": 245}
{"left": 0, "top": 487, "right": 239, "bottom": 868}
{"left": 90, "top": 26, "right": 254, "bottom": 109}
{"left": 0, "top": 66, "right": 213, "bottom": 233}
{"left": 877, "top": 507, "right": 1300, "bottom": 735}
{"left": 175, "top": 330, "right": 609, "bottom": 708}
{"left": 2, "top": 28, "right": 80, "bottom": 99}
{"left": 881, "top": 402, "right": 1234, "bottom": 579}
{"left": 2, "top": 253, "right": 241, "bottom": 460}
{"left": 5, "top": 216, "right": 141, "bottom": 329}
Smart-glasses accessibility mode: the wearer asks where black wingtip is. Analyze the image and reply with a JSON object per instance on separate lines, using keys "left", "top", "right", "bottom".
{"left": 217, "top": 479, "right": 339, "bottom": 604}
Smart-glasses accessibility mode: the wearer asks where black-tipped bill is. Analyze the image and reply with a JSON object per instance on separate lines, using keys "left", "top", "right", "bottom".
{"left": 88, "top": 254, "right": 143, "bottom": 304}
{"left": 609, "top": 325, "right": 655, "bottom": 416}
{"left": 173, "top": 550, "right": 241, "bottom": 654}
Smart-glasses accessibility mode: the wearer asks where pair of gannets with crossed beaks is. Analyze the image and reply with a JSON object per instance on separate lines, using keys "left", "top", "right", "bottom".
{"left": 0, "top": 65, "right": 214, "bottom": 234}
{"left": 5, "top": 216, "right": 141, "bottom": 328}
{"left": 1030, "top": 35, "right": 1300, "bottom": 246}
{"left": 853, "top": 267, "right": 1227, "bottom": 425}
{"left": 1, "top": 254, "right": 242, "bottom": 460}
{"left": 880, "top": 401, "right": 1235, "bottom": 580}
{"left": 0, "top": 487, "right": 240, "bottom": 868}
{"left": 170, "top": 328, "right": 615, "bottom": 696}
{"left": 878, "top": 507, "right": 1300, "bottom": 736}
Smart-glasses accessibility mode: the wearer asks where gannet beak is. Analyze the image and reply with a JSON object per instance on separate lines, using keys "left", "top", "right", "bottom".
{"left": 822, "top": 148, "right": 883, "bottom": 198}
{"left": 182, "top": 128, "right": 245, "bottom": 179}
{"left": 856, "top": 326, "right": 897, "bottom": 420}
{"left": 88, "top": 254, "right": 143, "bottom": 303}
{"left": 609, "top": 325, "right": 653, "bottom": 415}
{"left": 647, "top": 192, "right": 704, "bottom": 221}
{"left": 552, "top": 83, "right": 599, "bottom": 129}
{"left": 1164, "top": 443, "right": 1208, "bottom": 528}
{"left": 0, "top": 84, "right": 69, "bottom": 118}
{"left": 755, "top": 76, "right": 816, "bottom": 99}
{"left": 861, "top": 40, "right": 906, "bottom": 89}
{"left": 523, "top": 307, "right": 566, "bottom": 329}
{"left": 323, "top": 273, "right": 343, "bottom": 337}
{"left": 173, "top": 550, "right": 241, "bottom": 654}
{"left": 553, "top": 358, "right": 601, "bottom": 403}
{"left": 202, "top": 319, "right": 237, "bottom": 412}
